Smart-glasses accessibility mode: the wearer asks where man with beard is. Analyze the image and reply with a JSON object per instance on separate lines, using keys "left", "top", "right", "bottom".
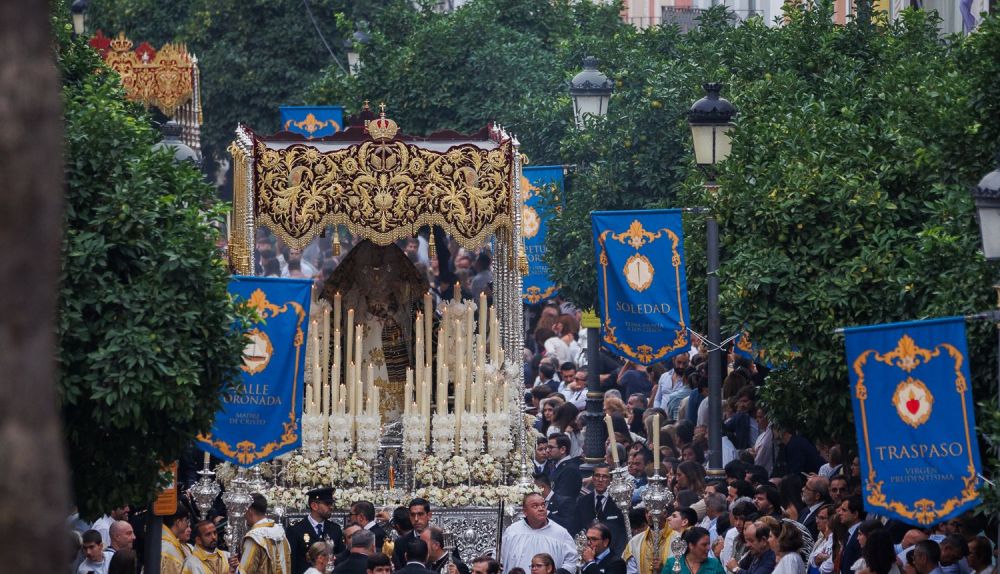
{"left": 288, "top": 488, "right": 345, "bottom": 574}
{"left": 182, "top": 521, "right": 238, "bottom": 574}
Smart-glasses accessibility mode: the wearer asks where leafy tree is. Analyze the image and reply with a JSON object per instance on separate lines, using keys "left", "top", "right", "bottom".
{"left": 57, "top": 20, "right": 246, "bottom": 518}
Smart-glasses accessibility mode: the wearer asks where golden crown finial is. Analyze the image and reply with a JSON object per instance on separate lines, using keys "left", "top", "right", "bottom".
{"left": 110, "top": 32, "right": 133, "bottom": 53}
{"left": 367, "top": 102, "right": 398, "bottom": 141}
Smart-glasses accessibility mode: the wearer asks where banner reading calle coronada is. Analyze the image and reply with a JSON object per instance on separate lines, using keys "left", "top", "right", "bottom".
{"left": 591, "top": 209, "right": 690, "bottom": 366}
{"left": 198, "top": 276, "right": 312, "bottom": 467}
{"left": 279, "top": 105, "right": 344, "bottom": 139}
{"left": 843, "top": 317, "right": 982, "bottom": 524}
{"left": 521, "top": 166, "right": 562, "bottom": 304}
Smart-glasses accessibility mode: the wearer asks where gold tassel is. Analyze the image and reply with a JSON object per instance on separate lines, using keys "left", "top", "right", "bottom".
{"left": 332, "top": 225, "right": 341, "bottom": 256}
{"left": 428, "top": 226, "right": 436, "bottom": 263}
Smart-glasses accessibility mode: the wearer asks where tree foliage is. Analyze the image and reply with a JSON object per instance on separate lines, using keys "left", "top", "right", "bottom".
{"left": 57, "top": 20, "right": 246, "bottom": 518}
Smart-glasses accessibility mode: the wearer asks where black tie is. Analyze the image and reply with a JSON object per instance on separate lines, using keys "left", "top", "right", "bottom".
{"left": 595, "top": 494, "right": 604, "bottom": 514}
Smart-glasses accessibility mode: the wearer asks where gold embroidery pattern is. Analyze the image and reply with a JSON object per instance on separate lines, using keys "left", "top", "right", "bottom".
{"left": 852, "top": 335, "right": 977, "bottom": 524}
{"left": 523, "top": 285, "right": 558, "bottom": 304}
{"left": 198, "top": 291, "right": 307, "bottom": 466}
{"left": 597, "top": 219, "right": 689, "bottom": 364}
{"left": 91, "top": 32, "right": 194, "bottom": 117}
{"left": 253, "top": 139, "right": 514, "bottom": 251}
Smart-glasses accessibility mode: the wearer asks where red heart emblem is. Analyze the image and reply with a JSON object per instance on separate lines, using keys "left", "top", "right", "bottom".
{"left": 906, "top": 398, "right": 920, "bottom": 414}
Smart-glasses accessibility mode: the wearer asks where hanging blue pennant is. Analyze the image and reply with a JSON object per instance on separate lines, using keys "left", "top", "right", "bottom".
{"left": 591, "top": 209, "right": 691, "bottom": 365}
{"left": 843, "top": 316, "right": 982, "bottom": 525}
{"left": 198, "top": 276, "right": 312, "bottom": 467}
{"left": 279, "top": 105, "right": 344, "bottom": 139}
{"left": 521, "top": 166, "right": 562, "bottom": 304}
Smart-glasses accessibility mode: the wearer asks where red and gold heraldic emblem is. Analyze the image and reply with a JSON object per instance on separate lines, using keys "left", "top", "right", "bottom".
{"left": 892, "top": 378, "right": 933, "bottom": 428}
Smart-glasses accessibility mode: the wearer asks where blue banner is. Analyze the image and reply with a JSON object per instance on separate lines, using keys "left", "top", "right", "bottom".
{"left": 198, "top": 276, "right": 312, "bottom": 467}
{"left": 843, "top": 316, "right": 982, "bottom": 525}
{"left": 279, "top": 105, "right": 344, "bottom": 139}
{"left": 521, "top": 166, "right": 562, "bottom": 304}
{"left": 591, "top": 209, "right": 690, "bottom": 365}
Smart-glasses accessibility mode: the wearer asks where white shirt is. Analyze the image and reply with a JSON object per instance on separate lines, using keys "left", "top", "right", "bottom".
{"left": 697, "top": 395, "right": 710, "bottom": 427}
{"left": 557, "top": 381, "right": 587, "bottom": 409}
{"left": 77, "top": 558, "right": 109, "bottom": 574}
{"left": 500, "top": 519, "right": 577, "bottom": 574}
{"left": 91, "top": 515, "right": 114, "bottom": 547}
{"left": 719, "top": 526, "right": 739, "bottom": 565}
{"left": 654, "top": 370, "right": 686, "bottom": 409}
{"left": 809, "top": 533, "right": 833, "bottom": 570}
{"left": 754, "top": 425, "right": 774, "bottom": 474}
{"left": 774, "top": 551, "right": 806, "bottom": 574}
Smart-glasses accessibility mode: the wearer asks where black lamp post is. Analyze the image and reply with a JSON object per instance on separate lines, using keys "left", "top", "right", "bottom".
{"left": 568, "top": 56, "right": 612, "bottom": 469}
{"left": 687, "top": 82, "right": 736, "bottom": 481}
{"left": 569, "top": 56, "right": 613, "bottom": 130}
{"left": 71, "top": 0, "right": 88, "bottom": 36}
{"left": 344, "top": 30, "right": 371, "bottom": 76}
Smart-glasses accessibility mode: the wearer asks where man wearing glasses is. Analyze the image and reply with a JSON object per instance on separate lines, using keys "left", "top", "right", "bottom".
{"left": 576, "top": 465, "right": 627, "bottom": 558}
{"left": 558, "top": 368, "right": 587, "bottom": 410}
{"left": 799, "top": 477, "right": 830, "bottom": 539}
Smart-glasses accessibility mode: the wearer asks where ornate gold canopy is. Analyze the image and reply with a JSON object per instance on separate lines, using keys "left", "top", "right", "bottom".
{"left": 228, "top": 109, "right": 519, "bottom": 274}
{"left": 90, "top": 31, "right": 196, "bottom": 118}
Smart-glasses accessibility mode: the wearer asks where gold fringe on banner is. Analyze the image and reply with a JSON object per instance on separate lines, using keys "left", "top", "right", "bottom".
{"left": 228, "top": 142, "right": 251, "bottom": 275}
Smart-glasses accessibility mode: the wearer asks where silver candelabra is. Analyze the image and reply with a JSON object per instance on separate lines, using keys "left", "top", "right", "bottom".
{"left": 670, "top": 537, "right": 687, "bottom": 574}
{"left": 222, "top": 468, "right": 253, "bottom": 554}
{"left": 191, "top": 457, "right": 221, "bottom": 519}
{"left": 640, "top": 474, "right": 674, "bottom": 574}
{"left": 607, "top": 466, "right": 635, "bottom": 537}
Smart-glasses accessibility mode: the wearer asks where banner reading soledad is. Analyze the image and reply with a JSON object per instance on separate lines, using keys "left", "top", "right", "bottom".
{"left": 843, "top": 316, "right": 982, "bottom": 524}
{"left": 591, "top": 209, "right": 690, "bottom": 366}
{"left": 198, "top": 276, "right": 312, "bottom": 467}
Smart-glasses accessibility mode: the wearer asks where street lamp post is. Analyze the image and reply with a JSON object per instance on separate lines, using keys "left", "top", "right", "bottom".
{"left": 568, "top": 56, "right": 613, "bottom": 469}
{"left": 152, "top": 120, "right": 201, "bottom": 166}
{"left": 71, "top": 0, "right": 89, "bottom": 36}
{"left": 569, "top": 56, "right": 613, "bottom": 130}
{"left": 344, "top": 30, "right": 371, "bottom": 76}
{"left": 687, "top": 82, "right": 736, "bottom": 482}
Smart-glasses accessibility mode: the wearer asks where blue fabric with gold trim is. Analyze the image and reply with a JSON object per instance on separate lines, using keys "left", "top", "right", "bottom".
{"left": 521, "top": 166, "right": 562, "bottom": 304}
{"left": 198, "top": 276, "right": 312, "bottom": 467}
{"left": 843, "top": 316, "right": 982, "bottom": 525}
{"left": 279, "top": 106, "right": 344, "bottom": 139}
{"left": 591, "top": 209, "right": 690, "bottom": 366}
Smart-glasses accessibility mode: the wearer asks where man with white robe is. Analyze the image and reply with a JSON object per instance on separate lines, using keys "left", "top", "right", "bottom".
{"left": 500, "top": 493, "right": 577, "bottom": 574}
{"left": 622, "top": 511, "right": 679, "bottom": 574}
{"left": 182, "top": 520, "right": 237, "bottom": 574}
{"left": 238, "top": 494, "right": 292, "bottom": 574}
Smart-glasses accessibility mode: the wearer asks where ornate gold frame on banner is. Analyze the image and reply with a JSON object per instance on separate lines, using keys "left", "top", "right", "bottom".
{"left": 852, "top": 334, "right": 978, "bottom": 525}
{"left": 597, "top": 220, "right": 690, "bottom": 364}
{"left": 197, "top": 289, "right": 307, "bottom": 466}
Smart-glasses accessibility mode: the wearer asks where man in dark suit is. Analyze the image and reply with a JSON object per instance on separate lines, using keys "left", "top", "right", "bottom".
{"left": 837, "top": 496, "right": 865, "bottom": 574}
{"left": 350, "top": 500, "right": 387, "bottom": 553}
{"left": 393, "top": 498, "right": 433, "bottom": 569}
{"left": 396, "top": 539, "right": 437, "bottom": 574}
{"left": 534, "top": 472, "right": 576, "bottom": 534}
{"left": 548, "top": 434, "right": 582, "bottom": 498}
{"left": 581, "top": 523, "right": 626, "bottom": 574}
{"left": 287, "top": 487, "right": 346, "bottom": 574}
{"left": 334, "top": 529, "right": 376, "bottom": 574}
{"left": 799, "top": 476, "right": 830, "bottom": 539}
{"left": 576, "top": 464, "right": 627, "bottom": 558}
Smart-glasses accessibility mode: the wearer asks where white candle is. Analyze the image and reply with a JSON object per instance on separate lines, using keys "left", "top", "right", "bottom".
{"left": 438, "top": 365, "right": 449, "bottom": 415}
{"left": 323, "top": 383, "right": 330, "bottom": 417}
{"left": 339, "top": 384, "right": 346, "bottom": 414}
{"left": 653, "top": 413, "right": 661, "bottom": 473}
{"left": 490, "top": 309, "right": 499, "bottom": 364}
{"left": 405, "top": 370, "right": 413, "bottom": 415}
{"left": 305, "top": 384, "right": 313, "bottom": 414}
{"left": 465, "top": 309, "right": 474, "bottom": 378}
{"left": 454, "top": 281, "right": 461, "bottom": 302}
{"left": 322, "top": 307, "right": 330, "bottom": 388}
{"left": 606, "top": 414, "right": 619, "bottom": 465}
{"left": 334, "top": 292, "right": 342, "bottom": 334}
{"left": 346, "top": 309, "right": 354, "bottom": 375}
{"left": 424, "top": 291, "right": 433, "bottom": 364}
{"left": 203, "top": 450, "right": 210, "bottom": 467}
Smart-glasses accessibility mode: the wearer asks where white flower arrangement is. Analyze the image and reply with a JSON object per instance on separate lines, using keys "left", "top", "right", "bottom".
{"left": 283, "top": 454, "right": 335, "bottom": 486}
{"left": 442, "top": 455, "right": 471, "bottom": 485}
{"left": 264, "top": 485, "right": 307, "bottom": 510}
{"left": 328, "top": 414, "right": 354, "bottom": 461}
{"left": 301, "top": 413, "right": 325, "bottom": 458}
{"left": 354, "top": 414, "right": 380, "bottom": 463}
{"left": 432, "top": 413, "right": 456, "bottom": 459}
{"left": 486, "top": 412, "right": 512, "bottom": 459}
{"left": 402, "top": 413, "right": 427, "bottom": 462}
{"left": 215, "top": 462, "right": 236, "bottom": 488}
{"left": 470, "top": 454, "right": 502, "bottom": 484}
{"left": 338, "top": 456, "right": 371, "bottom": 487}
{"left": 414, "top": 455, "right": 444, "bottom": 486}
{"left": 460, "top": 413, "right": 485, "bottom": 458}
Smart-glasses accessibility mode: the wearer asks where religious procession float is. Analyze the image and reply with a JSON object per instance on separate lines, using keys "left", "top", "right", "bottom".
{"left": 188, "top": 103, "right": 543, "bottom": 555}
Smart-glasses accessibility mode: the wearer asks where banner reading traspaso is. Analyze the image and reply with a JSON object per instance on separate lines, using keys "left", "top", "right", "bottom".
{"left": 591, "top": 209, "right": 690, "bottom": 366}
{"left": 198, "top": 276, "right": 312, "bottom": 467}
{"left": 843, "top": 317, "right": 982, "bottom": 524}
{"left": 521, "top": 166, "right": 562, "bottom": 304}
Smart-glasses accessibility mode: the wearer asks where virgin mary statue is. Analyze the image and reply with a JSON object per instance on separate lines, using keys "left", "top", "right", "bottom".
{"left": 322, "top": 240, "right": 429, "bottom": 423}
